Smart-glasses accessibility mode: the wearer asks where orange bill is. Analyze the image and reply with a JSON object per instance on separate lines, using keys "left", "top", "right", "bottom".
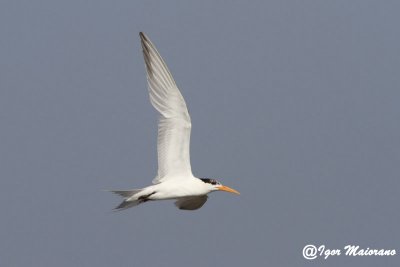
{"left": 218, "top": 185, "right": 240, "bottom": 195}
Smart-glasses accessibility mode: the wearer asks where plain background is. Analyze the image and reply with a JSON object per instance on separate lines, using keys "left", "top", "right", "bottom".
{"left": 1, "top": 1, "right": 399, "bottom": 266}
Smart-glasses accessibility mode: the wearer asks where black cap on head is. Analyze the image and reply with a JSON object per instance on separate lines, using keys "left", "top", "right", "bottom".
{"left": 200, "top": 178, "right": 220, "bottom": 185}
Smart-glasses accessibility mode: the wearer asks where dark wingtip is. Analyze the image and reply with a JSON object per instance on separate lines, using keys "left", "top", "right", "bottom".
{"left": 139, "top": 32, "right": 146, "bottom": 40}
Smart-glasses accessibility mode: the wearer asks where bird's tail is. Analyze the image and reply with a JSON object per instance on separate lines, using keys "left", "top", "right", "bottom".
{"left": 109, "top": 189, "right": 144, "bottom": 211}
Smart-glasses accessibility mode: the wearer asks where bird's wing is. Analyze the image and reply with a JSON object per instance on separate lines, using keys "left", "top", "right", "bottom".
{"left": 174, "top": 195, "right": 208, "bottom": 210}
{"left": 140, "top": 32, "right": 192, "bottom": 184}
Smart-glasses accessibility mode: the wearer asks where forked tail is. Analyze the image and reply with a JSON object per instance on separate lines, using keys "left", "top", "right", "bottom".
{"left": 109, "top": 189, "right": 144, "bottom": 211}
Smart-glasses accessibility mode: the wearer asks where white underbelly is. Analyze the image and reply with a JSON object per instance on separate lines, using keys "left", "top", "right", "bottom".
{"left": 149, "top": 179, "right": 205, "bottom": 200}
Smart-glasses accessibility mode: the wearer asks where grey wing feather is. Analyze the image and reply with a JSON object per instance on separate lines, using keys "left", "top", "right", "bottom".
{"left": 174, "top": 195, "right": 208, "bottom": 210}
{"left": 140, "top": 32, "right": 193, "bottom": 183}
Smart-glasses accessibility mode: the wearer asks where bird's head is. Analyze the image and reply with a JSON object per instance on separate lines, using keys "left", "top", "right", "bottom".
{"left": 200, "top": 178, "right": 240, "bottom": 195}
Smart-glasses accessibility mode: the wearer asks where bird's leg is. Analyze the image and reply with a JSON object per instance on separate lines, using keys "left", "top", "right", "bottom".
{"left": 138, "top": 191, "right": 156, "bottom": 203}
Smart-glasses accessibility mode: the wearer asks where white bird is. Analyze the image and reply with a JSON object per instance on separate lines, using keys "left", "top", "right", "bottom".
{"left": 110, "top": 32, "right": 239, "bottom": 211}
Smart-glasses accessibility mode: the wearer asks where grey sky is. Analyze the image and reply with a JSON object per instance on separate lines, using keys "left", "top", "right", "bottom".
{"left": 1, "top": 1, "right": 399, "bottom": 266}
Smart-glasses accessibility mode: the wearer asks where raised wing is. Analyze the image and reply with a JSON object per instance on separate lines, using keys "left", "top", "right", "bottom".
{"left": 174, "top": 195, "right": 208, "bottom": 210}
{"left": 140, "top": 32, "right": 192, "bottom": 183}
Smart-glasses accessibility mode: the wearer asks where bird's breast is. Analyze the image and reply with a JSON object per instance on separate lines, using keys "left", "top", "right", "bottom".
{"left": 150, "top": 179, "right": 207, "bottom": 200}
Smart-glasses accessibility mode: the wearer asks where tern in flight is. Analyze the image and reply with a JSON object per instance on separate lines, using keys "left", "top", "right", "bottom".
{"left": 110, "top": 32, "right": 239, "bottom": 211}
